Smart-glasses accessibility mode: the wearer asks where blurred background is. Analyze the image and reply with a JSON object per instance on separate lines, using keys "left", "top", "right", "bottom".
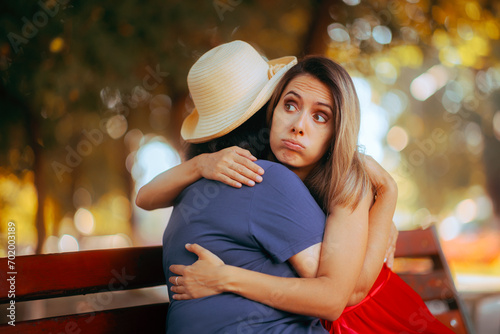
{"left": 1, "top": 0, "right": 499, "bottom": 332}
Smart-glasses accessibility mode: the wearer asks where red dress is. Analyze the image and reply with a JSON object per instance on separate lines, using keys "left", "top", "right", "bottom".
{"left": 321, "top": 264, "right": 455, "bottom": 333}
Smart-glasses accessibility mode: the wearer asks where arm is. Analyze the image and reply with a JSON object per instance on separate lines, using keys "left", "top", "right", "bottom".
{"left": 135, "top": 146, "right": 264, "bottom": 210}
{"left": 170, "top": 191, "right": 373, "bottom": 321}
{"left": 346, "top": 156, "right": 398, "bottom": 305}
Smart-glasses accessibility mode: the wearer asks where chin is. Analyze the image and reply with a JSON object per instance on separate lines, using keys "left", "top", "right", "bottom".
{"left": 278, "top": 153, "right": 301, "bottom": 168}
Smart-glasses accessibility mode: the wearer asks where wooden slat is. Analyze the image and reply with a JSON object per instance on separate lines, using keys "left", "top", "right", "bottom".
{"left": 394, "top": 228, "right": 440, "bottom": 258}
{"left": 0, "top": 302, "right": 169, "bottom": 334}
{"left": 398, "top": 269, "right": 455, "bottom": 301}
{"left": 394, "top": 226, "right": 473, "bottom": 333}
{"left": 0, "top": 246, "right": 165, "bottom": 303}
{"left": 435, "top": 310, "right": 468, "bottom": 334}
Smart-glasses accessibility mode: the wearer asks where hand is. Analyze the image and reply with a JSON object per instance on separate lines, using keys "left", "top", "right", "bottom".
{"left": 169, "top": 243, "right": 226, "bottom": 300}
{"left": 361, "top": 154, "right": 398, "bottom": 200}
{"left": 197, "top": 146, "right": 264, "bottom": 188}
{"left": 384, "top": 222, "right": 398, "bottom": 269}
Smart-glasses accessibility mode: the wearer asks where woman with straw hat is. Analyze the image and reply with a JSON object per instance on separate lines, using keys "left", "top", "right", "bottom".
{"left": 155, "top": 40, "right": 329, "bottom": 333}
{"left": 137, "top": 41, "right": 453, "bottom": 333}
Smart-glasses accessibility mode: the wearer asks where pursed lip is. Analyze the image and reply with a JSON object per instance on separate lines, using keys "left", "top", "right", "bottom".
{"left": 282, "top": 139, "right": 305, "bottom": 151}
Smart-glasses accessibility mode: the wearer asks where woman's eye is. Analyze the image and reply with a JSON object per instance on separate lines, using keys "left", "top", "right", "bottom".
{"left": 284, "top": 103, "right": 297, "bottom": 112}
{"left": 313, "top": 113, "right": 327, "bottom": 123}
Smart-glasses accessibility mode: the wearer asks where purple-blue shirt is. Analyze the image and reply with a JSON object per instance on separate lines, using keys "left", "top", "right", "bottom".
{"left": 163, "top": 160, "right": 327, "bottom": 333}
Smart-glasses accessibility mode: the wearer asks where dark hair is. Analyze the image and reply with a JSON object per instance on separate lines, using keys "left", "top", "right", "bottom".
{"left": 266, "top": 56, "right": 370, "bottom": 212}
{"left": 184, "top": 104, "right": 270, "bottom": 159}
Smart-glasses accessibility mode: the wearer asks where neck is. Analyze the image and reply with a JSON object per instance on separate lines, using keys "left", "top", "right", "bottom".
{"left": 288, "top": 165, "right": 311, "bottom": 181}
{"left": 267, "top": 152, "right": 312, "bottom": 181}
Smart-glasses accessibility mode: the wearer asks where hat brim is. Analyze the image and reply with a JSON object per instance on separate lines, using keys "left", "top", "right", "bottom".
{"left": 181, "top": 56, "right": 297, "bottom": 143}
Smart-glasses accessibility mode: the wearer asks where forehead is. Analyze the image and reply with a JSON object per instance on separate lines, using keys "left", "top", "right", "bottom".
{"left": 283, "top": 74, "right": 333, "bottom": 104}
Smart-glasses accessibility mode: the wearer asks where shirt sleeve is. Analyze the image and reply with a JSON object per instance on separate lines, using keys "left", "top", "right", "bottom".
{"left": 249, "top": 162, "right": 326, "bottom": 263}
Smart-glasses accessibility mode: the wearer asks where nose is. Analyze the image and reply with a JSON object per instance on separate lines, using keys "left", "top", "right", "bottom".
{"left": 291, "top": 111, "right": 306, "bottom": 135}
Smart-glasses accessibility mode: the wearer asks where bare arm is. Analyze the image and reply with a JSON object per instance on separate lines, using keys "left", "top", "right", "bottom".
{"left": 170, "top": 191, "right": 373, "bottom": 321}
{"left": 169, "top": 156, "right": 398, "bottom": 319}
{"left": 135, "top": 147, "right": 264, "bottom": 210}
{"left": 346, "top": 155, "right": 398, "bottom": 305}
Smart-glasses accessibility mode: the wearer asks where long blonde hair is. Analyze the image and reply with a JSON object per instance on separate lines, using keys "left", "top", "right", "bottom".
{"left": 267, "top": 56, "right": 371, "bottom": 213}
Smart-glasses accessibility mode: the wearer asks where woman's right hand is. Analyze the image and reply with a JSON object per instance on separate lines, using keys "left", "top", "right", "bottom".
{"left": 169, "top": 243, "right": 227, "bottom": 300}
{"left": 197, "top": 146, "right": 264, "bottom": 188}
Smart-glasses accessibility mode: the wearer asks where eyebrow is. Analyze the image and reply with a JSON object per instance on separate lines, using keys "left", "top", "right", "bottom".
{"left": 284, "top": 90, "right": 334, "bottom": 113}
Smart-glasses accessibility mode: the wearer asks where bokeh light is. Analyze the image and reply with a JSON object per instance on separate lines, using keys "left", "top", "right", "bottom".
{"left": 410, "top": 65, "right": 449, "bottom": 101}
{"left": 106, "top": 115, "right": 128, "bottom": 139}
{"left": 375, "top": 60, "right": 398, "bottom": 84}
{"left": 464, "top": 122, "right": 483, "bottom": 155}
{"left": 100, "top": 87, "right": 122, "bottom": 109}
{"left": 455, "top": 199, "right": 478, "bottom": 224}
{"left": 74, "top": 208, "right": 95, "bottom": 235}
{"left": 372, "top": 26, "right": 392, "bottom": 45}
{"left": 132, "top": 139, "right": 181, "bottom": 192}
{"left": 439, "top": 216, "right": 462, "bottom": 241}
{"left": 352, "top": 18, "right": 371, "bottom": 40}
{"left": 327, "top": 23, "right": 350, "bottom": 43}
{"left": 58, "top": 234, "right": 79, "bottom": 252}
{"left": 49, "top": 37, "right": 64, "bottom": 53}
{"left": 387, "top": 126, "right": 409, "bottom": 152}
{"left": 342, "top": 0, "right": 360, "bottom": 6}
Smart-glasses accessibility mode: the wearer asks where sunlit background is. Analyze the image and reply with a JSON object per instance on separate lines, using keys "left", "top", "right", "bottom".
{"left": 1, "top": 0, "right": 500, "bottom": 331}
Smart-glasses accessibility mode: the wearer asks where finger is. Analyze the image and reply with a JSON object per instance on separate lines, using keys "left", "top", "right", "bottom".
{"left": 185, "top": 243, "right": 214, "bottom": 260}
{"left": 169, "top": 265, "right": 186, "bottom": 275}
{"left": 223, "top": 168, "right": 259, "bottom": 187}
{"left": 172, "top": 293, "right": 193, "bottom": 301}
{"left": 170, "top": 285, "right": 186, "bottom": 294}
{"left": 233, "top": 154, "right": 264, "bottom": 175}
{"left": 232, "top": 146, "right": 257, "bottom": 161}
{"left": 216, "top": 174, "right": 243, "bottom": 188}
{"left": 228, "top": 156, "right": 264, "bottom": 180}
{"left": 169, "top": 276, "right": 182, "bottom": 286}
{"left": 386, "top": 254, "right": 395, "bottom": 269}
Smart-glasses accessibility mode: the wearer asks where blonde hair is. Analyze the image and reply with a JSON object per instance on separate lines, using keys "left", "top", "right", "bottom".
{"left": 267, "top": 56, "right": 371, "bottom": 213}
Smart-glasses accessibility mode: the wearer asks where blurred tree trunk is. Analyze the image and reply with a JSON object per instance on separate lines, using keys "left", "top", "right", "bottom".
{"left": 303, "top": 0, "right": 334, "bottom": 55}
{"left": 27, "top": 110, "right": 46, "bottom": 254}
{"left": 0, "top": 84, "right": 46, "bottom": 254}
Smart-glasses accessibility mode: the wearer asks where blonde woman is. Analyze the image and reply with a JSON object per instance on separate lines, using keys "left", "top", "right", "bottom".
{"left": 137, "top": 41, "right": 453, "bottom": 333}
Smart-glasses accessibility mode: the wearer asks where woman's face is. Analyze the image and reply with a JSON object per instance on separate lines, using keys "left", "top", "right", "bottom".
{"left": 270, "top": 74, "right": 335, "bottom": 180}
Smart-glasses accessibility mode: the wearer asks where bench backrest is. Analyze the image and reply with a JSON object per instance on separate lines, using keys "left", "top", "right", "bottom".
{"left": 0, "top": 246, "right": 168, "bottom": 333}
{"left": 394, "top": 225, "right": 473, "bottom": 333}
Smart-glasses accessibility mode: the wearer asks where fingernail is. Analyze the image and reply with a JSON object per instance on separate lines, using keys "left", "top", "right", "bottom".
{"left": 248, "top": 181, "right": 255, "bottom": 186}
{"left": 256, "top": 176, "right": 263, "bottom": 182}
{"left": 186, "top": 243, "right": 191, "bottom": 247}
{"left": 258, "top": 168, "right": 264, "bottom": 174}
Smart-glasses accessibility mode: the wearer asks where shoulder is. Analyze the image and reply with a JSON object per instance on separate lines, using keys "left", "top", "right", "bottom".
{"left": 255, "top": 160, "right": 305, "bottom": 192}
{"left": 253, "top": 160, "right": 321, "bottom": 212}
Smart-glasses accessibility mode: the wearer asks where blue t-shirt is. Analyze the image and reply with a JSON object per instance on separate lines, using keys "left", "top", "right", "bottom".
{"left": 163, "top": 160, "right": 327, "bottom": 333}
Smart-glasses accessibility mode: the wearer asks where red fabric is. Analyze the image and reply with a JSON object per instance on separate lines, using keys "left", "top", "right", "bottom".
{"left": 321, "top": 264, "right": 454, "bottom": 333}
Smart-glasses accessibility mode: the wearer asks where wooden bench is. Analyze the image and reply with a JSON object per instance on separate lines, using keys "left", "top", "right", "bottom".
{"left": 0, "top": 226, "right": 472, "bottom": 333}
{"left": 0, "top": 246, "right": 168, "bottom": 333}
{"left": 394, "top": 225, "right": 473, "bottom": 333}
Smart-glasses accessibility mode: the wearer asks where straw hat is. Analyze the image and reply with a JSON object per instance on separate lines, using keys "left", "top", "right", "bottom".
{"left": 181, "top": 40, "right": 297, "bottom": 143}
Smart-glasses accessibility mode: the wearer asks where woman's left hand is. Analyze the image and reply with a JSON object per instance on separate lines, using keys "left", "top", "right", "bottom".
{"left": 384, "top": 222, "right": 399, "bottom": 269}
{"left": 169, "top": 243, "right": 226, "bottom": 300}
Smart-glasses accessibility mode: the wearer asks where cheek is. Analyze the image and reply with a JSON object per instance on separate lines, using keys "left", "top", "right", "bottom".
{"left": 270, "top": 113, "right": 285, "bottom": 139}
{"left": 314, "top": 131, "right": 334, "bottom": 156}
